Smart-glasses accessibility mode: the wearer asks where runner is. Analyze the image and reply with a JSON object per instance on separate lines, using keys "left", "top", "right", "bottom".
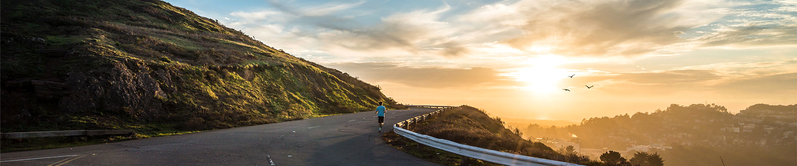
{"left": 375, "top": 102, "right": 386, "bottom": 132}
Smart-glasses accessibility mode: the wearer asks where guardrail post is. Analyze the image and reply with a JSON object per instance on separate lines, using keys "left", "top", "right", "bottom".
{"left": 408, "top": 119, "right": 413, "bottom": 130}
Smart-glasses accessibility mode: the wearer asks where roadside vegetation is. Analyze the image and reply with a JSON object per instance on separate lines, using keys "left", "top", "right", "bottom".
{"left": 384, "top": 106, "right": 601, "bottom": 166}
{"left": 1, "top": 0, "right": 402, "bottom": 152}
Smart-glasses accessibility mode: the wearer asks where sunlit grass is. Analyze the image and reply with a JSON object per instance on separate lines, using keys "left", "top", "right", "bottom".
{"left": 1, "top": 0, "right": 403, "bottom": 152}
{"left": 385, "top": 106, "right": 600, "bottom": 165}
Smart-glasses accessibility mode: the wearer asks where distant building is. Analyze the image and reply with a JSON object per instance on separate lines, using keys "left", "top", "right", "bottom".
{"left": 764, "top": 125, "right": 775, "bottom": 134}
{"left": 742, "top": 124, "right": 756, "bottom": 132}
{"left": 757, "top": 139, "right": 767, "bottom": 147}
{"left": 626, "top": 144, "right": 672, "bottom": 152}
{"left": 722, "top": 126, "right": 741, "bottom": 133}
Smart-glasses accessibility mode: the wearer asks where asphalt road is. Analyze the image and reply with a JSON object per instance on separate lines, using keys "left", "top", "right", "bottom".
{"left": 1, "top": 108, "right": 439, "bottom": 166}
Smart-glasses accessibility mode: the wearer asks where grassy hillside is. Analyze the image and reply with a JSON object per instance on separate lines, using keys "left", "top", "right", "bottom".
{"left": 1, "top": 0, "right": 401, "bottom": 147}
{"left": 384, "top": 106, "right": 598, "bottom": 165}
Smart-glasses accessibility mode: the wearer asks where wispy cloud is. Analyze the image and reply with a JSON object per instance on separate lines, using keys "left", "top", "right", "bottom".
{"left": 506, "top": 0, "right": 690, "bottom": 57}
{"left": 561, "top": 59, "right": 797, "bottom": 95}
{"left": 325, "top": 62, "right": 522, "bottom": 88}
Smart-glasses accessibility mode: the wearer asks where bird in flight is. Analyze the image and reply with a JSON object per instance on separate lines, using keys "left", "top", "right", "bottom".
{"left": 563, "top": 88, "right": 570, "bottom": 92}
{"left": 568, "top": 74, "right": 575, "bottom": 78}
{"left": 586, "top": 85, "right": 594, "bottom": 89}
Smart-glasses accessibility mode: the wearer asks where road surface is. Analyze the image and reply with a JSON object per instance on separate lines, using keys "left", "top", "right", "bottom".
{"left": 1, "top": 108, "right": 439, "bottom": 166}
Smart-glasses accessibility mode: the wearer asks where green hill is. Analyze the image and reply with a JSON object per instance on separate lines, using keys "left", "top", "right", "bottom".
{"left": 384, "top": 106, "right": 597, "bottom": 165}
{"left": 1, "top": 0, "right": 400, "bottom": 136}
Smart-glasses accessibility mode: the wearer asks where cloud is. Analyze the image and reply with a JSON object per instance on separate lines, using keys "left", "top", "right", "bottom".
{"left": 717, "top": 72, "right": 797, "bottom": 94}
{"left": 674, "top": 0, "right": 797, "bottom": 49}
{"left": 261, "top": 1, "right": 471, "bottom": 57}
{"left": 615, "top": 70, "right": 721, "bottom": 85}
{"left": 325, "top": 62, "right": 521, "bottom": 88}
{"left": 266, "top": 0, "right": 365, "bottom": 30}
{"left": 560, "top": 58, "right": 797, "bottom": 95}
{"left": 488, "top": 0, "right": 715, "bottom": 57}
{"left": 698, "top": 18, "right": 797, "bottom": 47}
{"left": 672, "top": 58, "right": 797, "bottom": 77}
{"left": 555, "top": 70, "right": 718, "bottom": 95}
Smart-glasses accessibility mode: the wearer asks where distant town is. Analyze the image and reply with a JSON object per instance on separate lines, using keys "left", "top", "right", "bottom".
{"left": 516, "top": 104, "right": 796, "bottom": 165}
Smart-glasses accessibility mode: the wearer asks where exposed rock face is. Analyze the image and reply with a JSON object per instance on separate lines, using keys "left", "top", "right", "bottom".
{"left": 60, "top": 60, "right": 167, "bottom": 120}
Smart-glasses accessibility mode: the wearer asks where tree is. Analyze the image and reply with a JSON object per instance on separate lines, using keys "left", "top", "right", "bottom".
{"left": 647, "top": 153, "right": 663, "bottom": 166}
{"left": 565, "top": 145, "right": 575, "bottom": 154}
{"left": 630, "top": 152, "right": 649, "bottom": 166}
{"left": 601, "top": 151, "right": 625, "bottom": 165}
{"left": 630, "top": 152, "right": 664, "bottom": 166}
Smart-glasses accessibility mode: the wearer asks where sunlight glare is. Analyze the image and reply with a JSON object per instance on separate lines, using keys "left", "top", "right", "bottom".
{"left": 505, "top": 55, "right": 570, "bottom": 94}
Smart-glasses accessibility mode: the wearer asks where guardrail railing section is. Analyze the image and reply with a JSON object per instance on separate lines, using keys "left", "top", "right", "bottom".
{"left": 393, "top": 106, "right": 582, "bottom": 166}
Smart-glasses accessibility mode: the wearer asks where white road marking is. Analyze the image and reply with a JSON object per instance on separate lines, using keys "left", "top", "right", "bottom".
{"left": 307, "top": 126, "right": 320, "bottom": 129}
{"left": 347, "top": 119, "right": 356, "bottom": 122}
{"left": 267, "top": 155, "right": 276, "bottom": 166}
{"left": 1, "top": 155, "right": 78, "bottom": 163}
{"left": 48, "top": 154, "right": 87, "bottom": 166}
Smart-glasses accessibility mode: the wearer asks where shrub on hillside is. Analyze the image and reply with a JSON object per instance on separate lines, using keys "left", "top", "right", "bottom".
{"left": 410, "top": 106, "right": 593, "bottom": 164}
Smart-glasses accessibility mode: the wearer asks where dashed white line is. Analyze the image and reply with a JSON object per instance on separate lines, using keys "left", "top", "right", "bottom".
{"left": 307, "top": 126, "right": 320, "bottom": 129}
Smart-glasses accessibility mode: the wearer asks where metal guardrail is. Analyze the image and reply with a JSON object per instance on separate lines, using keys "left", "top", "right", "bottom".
{"left": 405, "top": 105, "right": 453, "bottom": 109}
{"left": 394, "top": 107, "right": 582, "bottom": 166}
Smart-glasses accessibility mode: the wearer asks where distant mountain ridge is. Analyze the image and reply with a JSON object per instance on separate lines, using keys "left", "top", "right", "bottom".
{"left": 740, "top": 103, "right": 797, "bottom": 115}
{"left": 1, "top": 0, "right": 400, "bottom": 133}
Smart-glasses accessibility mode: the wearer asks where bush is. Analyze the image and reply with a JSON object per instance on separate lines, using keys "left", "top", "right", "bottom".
{"left": 409, "top": 106, "right": 595, "bottom": 165}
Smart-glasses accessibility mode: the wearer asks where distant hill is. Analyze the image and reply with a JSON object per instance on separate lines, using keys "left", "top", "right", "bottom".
{"left": 739, "top": 103, "right": 797, "bottom": 117}
{"left": 522, "top": 103, "right": 797, "bottom": 166}
{"left": 1, "top": 0, "right": 401, "bottom": 134}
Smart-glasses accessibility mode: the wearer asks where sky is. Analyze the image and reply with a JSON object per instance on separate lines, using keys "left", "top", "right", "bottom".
{"left": 164, "top": 0, "right": 797, "bottom": 122}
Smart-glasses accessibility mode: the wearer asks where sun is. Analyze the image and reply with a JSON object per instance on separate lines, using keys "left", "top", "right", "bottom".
{"left": 505, "top": 55, "right": 570, "bottom": 94}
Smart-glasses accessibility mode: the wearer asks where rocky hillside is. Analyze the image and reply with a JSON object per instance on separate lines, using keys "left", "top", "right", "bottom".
{"left": 1, "top": 0, "right": 401, "bottom": 133}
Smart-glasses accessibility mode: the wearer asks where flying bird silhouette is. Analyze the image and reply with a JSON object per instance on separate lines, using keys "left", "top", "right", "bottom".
{"left": 563, "top": 88, "right": 570, "bottom": 92}
{"left": 568, "top": 74, "right": 575, "bottom": 78}
{"left": 586, "top": 85, "right": 594, "bottom": 89}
